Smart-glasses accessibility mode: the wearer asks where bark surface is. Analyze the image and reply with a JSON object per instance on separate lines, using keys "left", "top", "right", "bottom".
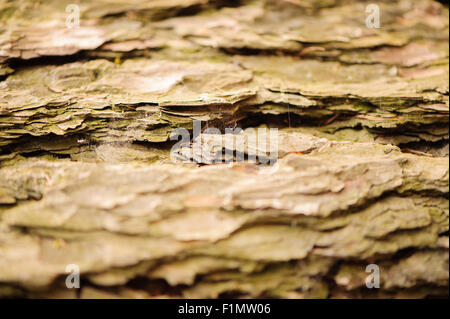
{"left": 0, "top": 0, "right": 448, "bottom": 298}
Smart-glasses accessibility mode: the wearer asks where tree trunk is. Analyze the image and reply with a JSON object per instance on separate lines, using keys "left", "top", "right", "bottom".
{"left": 0, "top": 0, "right": 448, "bottom": 298}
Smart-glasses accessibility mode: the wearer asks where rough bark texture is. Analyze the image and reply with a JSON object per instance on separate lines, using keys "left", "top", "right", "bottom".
{"left": 0, "top": 0, "right": 448, "bottom": 299}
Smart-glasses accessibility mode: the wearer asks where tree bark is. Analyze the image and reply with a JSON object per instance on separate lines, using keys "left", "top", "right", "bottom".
{"left": 0, "top": 0, "right": 448, "bottom": 298}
